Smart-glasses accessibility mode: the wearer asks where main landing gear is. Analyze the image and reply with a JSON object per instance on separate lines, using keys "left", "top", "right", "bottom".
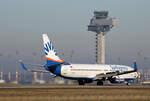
{"left": 97, "top": 80, "right": 103, "bottom": 85}
{"left": 126, "top": 82, "right": 131, "bottom": 86}
{"left": 78, "top": 80, "right": 104, "bottom": 86}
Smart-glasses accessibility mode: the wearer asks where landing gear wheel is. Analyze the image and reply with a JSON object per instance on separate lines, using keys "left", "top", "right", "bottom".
{"left": 97, "top": 81, "right": 103, "bottom": 85}
{"left": 126, "top": 82, "right": 131, "bottom": 86}
{"left": 78, "top": 80, "right": 85, "bottom": 85}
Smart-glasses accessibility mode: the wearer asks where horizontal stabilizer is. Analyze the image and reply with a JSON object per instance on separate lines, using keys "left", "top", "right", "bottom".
{"left": 19, "top": 60, "right": 49, "bottom": 73}
{"left": 22, "top": 63, "right": 45, "bottom": 67}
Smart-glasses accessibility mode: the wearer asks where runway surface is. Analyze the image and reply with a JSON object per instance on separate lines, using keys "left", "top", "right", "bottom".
{"left": 0, "top": 85, "right": 150, "bottom": 89}
{"left": 0, "top": 85, "right": 150, "bottom": 101}
{"left": 0, "top": 84, "right": 150, "bottom": 100}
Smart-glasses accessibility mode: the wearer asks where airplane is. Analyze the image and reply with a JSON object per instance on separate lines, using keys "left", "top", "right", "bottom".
{"left": 19, "top": 34, "right": 138, "bottom": 85}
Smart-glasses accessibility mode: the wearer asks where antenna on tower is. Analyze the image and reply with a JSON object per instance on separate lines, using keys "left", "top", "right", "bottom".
{"left": 88, "top": 11, "right": 119, "bottom": 64}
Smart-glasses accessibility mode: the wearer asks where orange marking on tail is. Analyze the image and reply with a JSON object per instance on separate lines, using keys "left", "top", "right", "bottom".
{"left": 46, "top": 57, "right": 64, "bottom": 63}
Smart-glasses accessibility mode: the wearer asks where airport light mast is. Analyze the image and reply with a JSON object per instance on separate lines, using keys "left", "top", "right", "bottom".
{"left": 88, "top": 11, "right": 118, "bottom": 64}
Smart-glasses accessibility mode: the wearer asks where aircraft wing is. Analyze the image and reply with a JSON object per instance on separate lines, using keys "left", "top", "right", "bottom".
{"left": 116, "top": 60, "right": 137, "bottom": 75}
{"left": 94, "top": 60, "right": 137, "bottom": 80}
{"left": 117, "top": 70, "right": 136, "bottom": 75}
{"left": 94, "top": 70, "right": 136, "bottom": 80}
{"left": 94, "top": 71, "right": 118, "bottom": 80}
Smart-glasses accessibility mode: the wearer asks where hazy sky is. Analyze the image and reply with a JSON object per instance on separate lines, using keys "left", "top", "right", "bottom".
{"left": 0, "top": 0, "right": 150, "bottom": 72}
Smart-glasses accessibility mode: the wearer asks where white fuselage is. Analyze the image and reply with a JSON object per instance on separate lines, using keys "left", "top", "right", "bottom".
{"left": 61, "top": 64, "right": 138, "bottom": 80}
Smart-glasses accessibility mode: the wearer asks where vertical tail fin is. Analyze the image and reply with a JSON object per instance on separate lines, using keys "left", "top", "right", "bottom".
{"left": 42, "top": 34, "right": 64, "bottom": 66}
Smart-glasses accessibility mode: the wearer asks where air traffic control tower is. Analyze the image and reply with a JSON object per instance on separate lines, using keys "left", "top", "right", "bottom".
{"left": 88, "top": 11, "right": 118, "bottom": 64}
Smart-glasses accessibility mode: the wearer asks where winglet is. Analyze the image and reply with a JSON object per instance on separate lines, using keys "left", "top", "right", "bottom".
{"left": 19, "top": 60, "right": 28, "bottom": 71}
{"left": 133, "top": 59, "right": 136, "bottom": 62}
{"left": 133, "top": 59, "right": 137, "bottom": 71}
